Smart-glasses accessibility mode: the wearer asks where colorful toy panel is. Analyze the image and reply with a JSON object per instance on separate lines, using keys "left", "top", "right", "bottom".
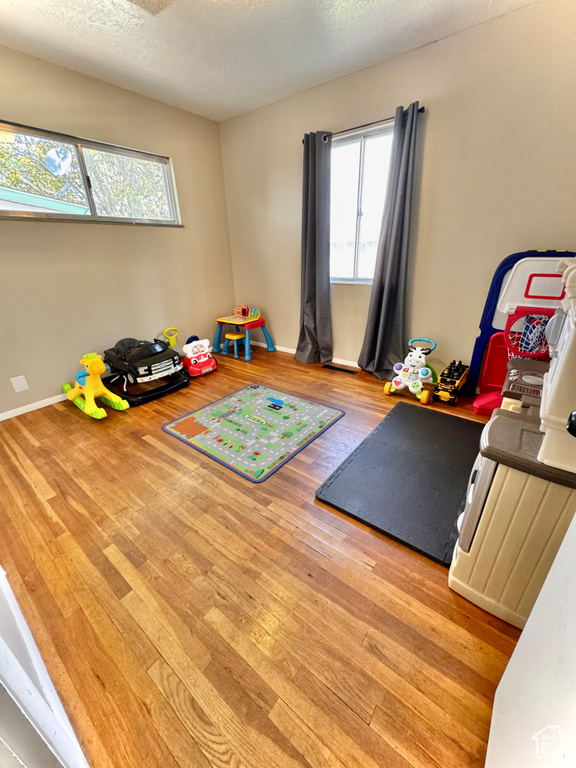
{"left": 162, "top": 384, "right": 344, "bottom": 482}
{"left": 218, "top": 307, "right": 262, "bottom": 325}
{"left": 234, "top": 305, "right": 260, "bottom": 320}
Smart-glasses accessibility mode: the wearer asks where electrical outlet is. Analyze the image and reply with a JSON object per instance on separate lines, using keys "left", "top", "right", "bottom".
{"left": 10, "top": 376, "right": 29, "bottom": 393}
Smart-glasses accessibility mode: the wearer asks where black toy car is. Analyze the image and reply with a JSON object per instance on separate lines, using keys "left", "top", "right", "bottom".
{"left": 433, "top": 360, "right": 469, "bottom": 406}
{"left": 104, "top": 337, "right": 182, "bottom": 383}
{"left": 102, "top": 337, "right": 190, "bottom": 406}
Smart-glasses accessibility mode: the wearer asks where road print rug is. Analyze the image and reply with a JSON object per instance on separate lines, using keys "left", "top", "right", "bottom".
{"left": 162, "top": 384, "right": 345, "bottom": 483}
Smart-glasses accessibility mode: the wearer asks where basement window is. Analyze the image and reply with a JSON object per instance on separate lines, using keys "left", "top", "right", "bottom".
{"left": 0, "top": 120, "right": 180, "bottom": 225}
{"left": 330, "top": 121, "right": 393, "bottom": 283}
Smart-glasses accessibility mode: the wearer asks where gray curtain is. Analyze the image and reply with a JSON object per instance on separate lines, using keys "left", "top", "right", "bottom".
{"left": 358, "top": 102, "right": 421, "bottom": 379}
{"left": 295, "top": 131, "right": 334, "bottom": 365}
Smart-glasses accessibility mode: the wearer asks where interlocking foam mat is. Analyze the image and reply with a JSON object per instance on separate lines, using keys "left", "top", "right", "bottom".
{"left": 315, "top": 402, "right": 484, "bottom": 565}
{"left": 163, "top": 384, "right": 344, "bottom": 483}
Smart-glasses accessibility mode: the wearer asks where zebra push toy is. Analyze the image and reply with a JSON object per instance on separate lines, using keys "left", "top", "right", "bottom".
{"left": 384, "top": 338, "right": 438, "bottom": 405}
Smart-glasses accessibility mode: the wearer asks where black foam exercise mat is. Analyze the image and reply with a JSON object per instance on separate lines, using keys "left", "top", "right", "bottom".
{"left": 315, "top": 401, "right": 484, "bottom": 565}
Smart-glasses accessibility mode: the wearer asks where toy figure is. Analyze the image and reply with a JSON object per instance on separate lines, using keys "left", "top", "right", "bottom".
{"left": 384, "top": 338, "right": 437, "bottom": 405}
{"left": 62, "top": 353, "right": 129, "bottom": 419}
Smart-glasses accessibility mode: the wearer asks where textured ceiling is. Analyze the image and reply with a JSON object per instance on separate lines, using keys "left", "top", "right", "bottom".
{"left": 0, "top": 0, "right": 540, "bottom": 121}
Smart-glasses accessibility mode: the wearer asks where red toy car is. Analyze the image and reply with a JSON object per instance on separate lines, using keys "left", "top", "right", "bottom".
{"left": 182, "top": 337, "right": 217, "bottom": 377}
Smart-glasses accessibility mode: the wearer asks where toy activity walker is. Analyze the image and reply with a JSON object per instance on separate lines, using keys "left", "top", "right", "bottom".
{"left": 63, "top": 353, "right": 129, "bottom": 419}
{"left": 102, "top": 336, "right": 190, "bottom": 406}
{"left": 384, "top": 338, "right": 437, "bottom": 405}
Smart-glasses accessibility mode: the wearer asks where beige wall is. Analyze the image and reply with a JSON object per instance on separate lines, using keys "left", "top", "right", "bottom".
{"left": 0, "top": 45, "right": 234, "bottom": 413}
{"left": 220, "top": 0, "right": 576, "bottom": 369}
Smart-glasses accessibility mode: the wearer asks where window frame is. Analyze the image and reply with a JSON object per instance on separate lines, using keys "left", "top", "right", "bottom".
{"left": 0, "top": 120, "right": 182, "bottom": 226}
{"left": 329, "top": 119, "right": 394, "bottom": 285}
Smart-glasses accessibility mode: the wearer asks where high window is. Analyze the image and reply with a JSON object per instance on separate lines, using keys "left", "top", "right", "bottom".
{"left": 0, "top": 121, "right": 180, "bottom": 225}
{"left": 329, "top": 122, "right": 393, "bottom": 283}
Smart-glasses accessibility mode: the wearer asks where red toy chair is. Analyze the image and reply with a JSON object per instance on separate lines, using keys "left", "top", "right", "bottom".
{"left": 472, "top": 332, "right": 509, "bottom": 416}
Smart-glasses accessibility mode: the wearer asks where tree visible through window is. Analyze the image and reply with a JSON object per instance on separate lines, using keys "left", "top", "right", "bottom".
{"left": 84, "top": 148, "right": 171, "bottom": 220}
{"left": 0, "top": 130, "right": 90, "bottom": 214}
{"left": 330, "top": 123, "right": 393, "bottom": 282}
{"left": 0, "top": 122, "right": 179, "bottom": 224}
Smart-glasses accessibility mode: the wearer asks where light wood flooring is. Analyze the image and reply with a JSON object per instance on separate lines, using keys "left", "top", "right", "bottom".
{"left": 0, "top": 349, "right": 520, "bottom": 768}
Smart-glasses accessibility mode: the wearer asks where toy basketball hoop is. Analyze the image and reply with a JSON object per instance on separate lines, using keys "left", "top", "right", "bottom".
{"left": 504, "top": 306, "right": 555, "bottom": 359}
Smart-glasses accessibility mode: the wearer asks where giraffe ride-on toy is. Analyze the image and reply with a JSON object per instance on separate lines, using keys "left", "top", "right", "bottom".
{"left": 63, "top": 353, "right": 129, "bottom": 419}
{"left": 383, "top": 338, "right": 437, "bottom": 405}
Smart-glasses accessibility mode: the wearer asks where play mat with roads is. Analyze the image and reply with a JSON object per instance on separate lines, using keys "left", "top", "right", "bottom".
{"left": 162, "top": 383, "right": 344, "bottom": 482}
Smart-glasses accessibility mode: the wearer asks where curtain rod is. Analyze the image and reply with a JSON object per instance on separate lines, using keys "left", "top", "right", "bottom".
{"left": 330, "top": 105, "right": 425, "bottom": 138}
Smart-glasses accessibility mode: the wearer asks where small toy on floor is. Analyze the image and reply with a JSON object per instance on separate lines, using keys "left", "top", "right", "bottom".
{"left": 433, "top": 361, "right": 469, "bottom": 406}
{"left": 182, "top": 336, "right": 217, "bottom": 377}
{"left": 384, "top": 338, "right": 437, "bottom": 405}
{"left": 63, "top": 353, "right": 129, "bottom": 419}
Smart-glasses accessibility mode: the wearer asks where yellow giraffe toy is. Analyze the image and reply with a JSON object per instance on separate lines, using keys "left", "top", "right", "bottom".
{"left": 62, "top": 353, "right": 129, "bottom": 419}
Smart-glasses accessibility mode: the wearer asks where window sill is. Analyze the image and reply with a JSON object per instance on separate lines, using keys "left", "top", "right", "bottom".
{"left": 330, "top": 279, "right": 373, "bottom": 286}
{"left": 0, "top": 213, "right": 184, "bottom": 227}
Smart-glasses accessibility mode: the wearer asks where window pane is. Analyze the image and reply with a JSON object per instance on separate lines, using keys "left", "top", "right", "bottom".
{"left": 83, "top": 148, "right": 172, "bottom": 220}
{"left": 357, "top": 133, "right": 392, "bottom": 280}
{"left": 330, "top": 140, "right": 360, "bottom": 280}
{"left": 0, "top": 130, "right": 90, "bottom": 215}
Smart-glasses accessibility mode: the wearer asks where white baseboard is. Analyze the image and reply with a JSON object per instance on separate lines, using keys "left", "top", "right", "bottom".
{"left": 330, "top": 356, "right": 360, "bottom": 369}
{"left": 250, "top": 340, "right": 297, "bottom": 354}
{"left": 0, "top": 347, "right": 361, "bottom": 423}
{"left": 250, "top": 341, "right": 360, "bottom": 369}
{"left": 0, "top": 393, "right": 67, "bottom": 423}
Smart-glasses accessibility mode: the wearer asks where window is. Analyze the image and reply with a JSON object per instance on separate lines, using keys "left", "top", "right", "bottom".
{"left": 0, "top": 121, "right": 180, "bottom": 225}
{"left": 330, "top": 122, "right": 393, "bottom": 283}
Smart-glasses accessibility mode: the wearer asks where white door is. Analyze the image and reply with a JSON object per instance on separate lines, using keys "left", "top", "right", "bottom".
{"left": 0, "top": 568, "right": 90, "bottom": 768}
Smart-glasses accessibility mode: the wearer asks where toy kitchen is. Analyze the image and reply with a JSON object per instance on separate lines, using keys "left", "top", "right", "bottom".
{"left": 449, "top": 257, "right": 576, "bottom": 628}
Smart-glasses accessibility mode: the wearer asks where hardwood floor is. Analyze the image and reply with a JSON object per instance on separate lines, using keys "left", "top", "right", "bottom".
{"left": 0, "top": 349, "right": 519, "bottom": 768}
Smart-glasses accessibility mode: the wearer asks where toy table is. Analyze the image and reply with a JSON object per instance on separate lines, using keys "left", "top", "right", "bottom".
{"left": 213, "top": 314, "right": 275, "bottom": 362}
